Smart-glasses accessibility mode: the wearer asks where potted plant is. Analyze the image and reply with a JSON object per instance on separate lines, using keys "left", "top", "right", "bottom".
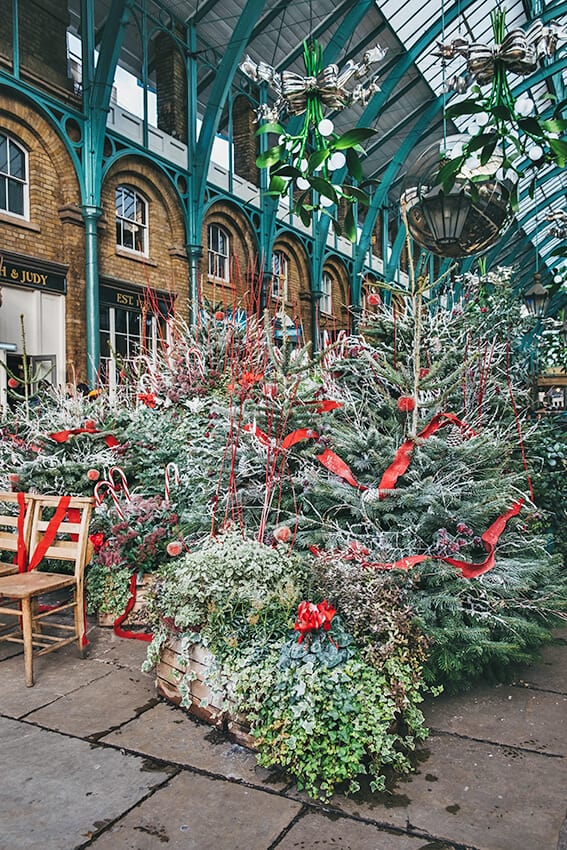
{"left": 143, "top": 529, "right": 431, "bottom": 800}
{"left": 86, "top": 493, "right": 182, "bottom": 630}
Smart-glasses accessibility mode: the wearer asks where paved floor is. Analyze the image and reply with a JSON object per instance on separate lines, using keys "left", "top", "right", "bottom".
{"left": 1, "top": 621, "right": 566, "bottom": 850}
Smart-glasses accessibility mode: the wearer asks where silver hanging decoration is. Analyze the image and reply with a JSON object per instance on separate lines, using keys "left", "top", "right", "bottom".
{"left": 547, "top": 210, "right": 567, "bottom": 240}
{"left": 240, "top": 44, "right": 387, "bottom": 123}
{"left": 436, "top": 19, "right": 567, "bottom": 90}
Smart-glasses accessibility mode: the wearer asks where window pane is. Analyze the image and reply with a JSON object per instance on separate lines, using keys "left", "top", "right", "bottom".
{"left": 115, "top": 188, "right": 123, "bottom": 215}
{"left": 0, "top": 136, "right": 7, "bottom": 173}
{"left": 0, "top": 179, "right": 6, "bottom": 210}
{"left": 99, "top": 332, "right": 111, "bottom": 358}
{"left": 7, "top": 179, "right": 23, "bottom": 215}
{"left": 114, "top": 308, "right": 128, "bottom": 334}
{"left": 123, "top": 189, "right": 135, "bottom": 220}
{"left": 100, "top": 305, "right": 110, "bottom": 332}
{"left": 114, "top": 333, "right": 128, "bottom": 356}
{"left": 9, "top": 143, "right": 24, "bottom": 179}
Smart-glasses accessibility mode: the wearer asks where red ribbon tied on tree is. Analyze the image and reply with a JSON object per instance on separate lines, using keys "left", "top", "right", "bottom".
{"left": 48, "top": 420, "right": 119, "bottom": 448}
{"left": 294, "top": 599, "right": 336, "bottom": 643}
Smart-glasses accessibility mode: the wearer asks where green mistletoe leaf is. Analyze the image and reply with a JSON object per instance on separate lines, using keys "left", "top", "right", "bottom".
{"left": 256, "top": 144, "right": 285, "bottom": 168}
{"left": 309, "top": 176, "right": 338, "bottom": 204}
{"left": 332, "top": 127, "right": 375, "bottom": 150}
{"left": 345, "top": 148, "right": 363, "bottom": 183}
{"left": 549, "top": 137, "right": 567, "bottom": 167}
{"left": 256, "top": 123, "right": 285, "bottom": 136}
{"left": 343, "top": 206, "right": 357, "bottom": 242}
{"left": 309, "top": 148, "right": 330, "bottom": 171}
{"left": 446, "top": 99, "right": 487, "bottom": 118}
{"left": 517, "top": 117, "right": 545, "bottom": 138}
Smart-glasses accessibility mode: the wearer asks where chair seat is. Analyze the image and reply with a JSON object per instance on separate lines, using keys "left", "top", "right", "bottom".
{"left": 0, "top": 572, "right": 75, "bottom": 599}
{"left": 0, "top": 561, "right": 18, "bottom": 577}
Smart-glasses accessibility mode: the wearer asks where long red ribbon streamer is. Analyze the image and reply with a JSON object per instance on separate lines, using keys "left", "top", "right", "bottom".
{"left": 112, "top": 573, "right": 153, "bottom": 642}
{"left": 310, "top": 500, "right": 523, "bottom": 579}
{"left": 318, "top": 412, "right": 476, "bottom": 496}
{"left": 49, "top": 426, "right": 119, "bottom": 448}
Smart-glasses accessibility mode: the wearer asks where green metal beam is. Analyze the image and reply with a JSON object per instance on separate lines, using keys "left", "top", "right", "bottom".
{"left": 81, "top": 0, "right": 135, "bottom": 386}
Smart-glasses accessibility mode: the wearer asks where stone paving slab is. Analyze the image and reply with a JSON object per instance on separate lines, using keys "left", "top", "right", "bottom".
{"left": 0, "top": 648, "right": 113, "bottom": 718}
{"left": 274, "top": 811, "right": 456, "bottom": 850}
{"left": 0, "top": 715, "right": 174, "bottom": 850}
{"left": 85, "top": 623, "right": 153, "bottom": 672}
{"left": 322, "top": 732, "right": 567, "bottom": 850}
{"left": 87, "top": 769, "right": 301, "bottom": 849}
{"left": 424, "top": 684, "right": 567, "bottom": 755}
{"left": 24, "top": 667, "right": 157, "bottom": 739}
{"left": 512, "top": 635, "right": 567, "bottom": 694}
{"left": 101, "top": 699, "right": 288, "bottom": 790}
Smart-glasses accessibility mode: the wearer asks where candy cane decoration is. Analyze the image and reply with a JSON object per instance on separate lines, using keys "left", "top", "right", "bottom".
{"left": 94, "top": 481, "right": 125, "bottom": 518}
{"left": 93, "top": 466, "right": 132, "bottom": 518}
{"left": 164, "top": 462, "right": 180, "bottom": 504}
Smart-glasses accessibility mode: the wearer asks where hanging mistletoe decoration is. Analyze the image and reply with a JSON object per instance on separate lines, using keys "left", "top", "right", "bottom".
{"left": 434, "top": 11, "right": 567, "bottom": 205}
{"left": 240, "top": 41, "right": 387, "bottom": 240}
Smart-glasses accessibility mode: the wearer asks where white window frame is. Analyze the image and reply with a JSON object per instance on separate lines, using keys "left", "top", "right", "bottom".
{"left": 100, "top": 305, "right": 170, "bottom": 395}
{"left": 320, "top": 272, "right": 333, "bottom": 315}
{"left": 115, "top": 185, "right": 148, "bottom": 256}
{"left": 271, "top": 251, "right": 289, "bottom": 301}
{"left": 0, "top": 132, "right": 29, "bottom": 219}
{"left": 208, "top": 224, "right": 230, "bottom": 281}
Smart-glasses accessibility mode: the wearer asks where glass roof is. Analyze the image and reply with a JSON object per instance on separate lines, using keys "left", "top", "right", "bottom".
{"left": 68, "top": 0, "right": 567, "bottom": 277}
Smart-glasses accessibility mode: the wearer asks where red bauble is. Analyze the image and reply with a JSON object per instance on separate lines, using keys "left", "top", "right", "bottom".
{"left": 7, "top": 377, "right": 19, "bottom": 389}
{"left": 273, "top": 525, "right": 291, "bottom": 543}
{"left": 214, "top": 311, "right": 225, "bottom": 321}
{"left": 397, "top": 396, "right": 416, "bottom": 413}
{"left": 367, "top": 292, "right": 380, "bottom": 306}
{"left": 86, "top": 469, "right": 100, "bottom": 482}
{"left": 166, "top": 541, "right": 183, "bottom": 557}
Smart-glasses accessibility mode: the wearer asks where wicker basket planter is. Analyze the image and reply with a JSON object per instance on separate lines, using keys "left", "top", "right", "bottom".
{"left": 155, "top": 633, "right": 255, "bottom": 749}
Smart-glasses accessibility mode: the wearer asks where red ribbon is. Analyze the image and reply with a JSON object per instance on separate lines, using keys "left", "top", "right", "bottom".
{"left": 244, "top": 424, "right": 319, "bottom": 450}
{"left": 17, "top": 492, "right": 29, "bottom": 573}
{"left": 49, "top": 423, "right": 119, "bottom": 448}
{"left": 378, "top": 413, "right": 476, "bottom": 494}
{"left": 18, "top": 495, "right": 71, "bottom": 572}
{"left": 318, "top": 448, "right": 367, "bottom": 490}
{"left": 112, "top": 573, "right": 153, "bottom": 642}
{"left": 310, "top": 501, "right": 523, "bottom": 579}
{"left": 318, "top": 412, "right": 476, "bottom": 495}
{"left": 442, "top": 500, "right": 523, "bottom": 578}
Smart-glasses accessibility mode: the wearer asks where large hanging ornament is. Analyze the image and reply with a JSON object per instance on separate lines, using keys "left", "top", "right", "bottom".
{"left": 434, "top": 11, "right": 567, "bottom": 199}
{"left": 240, "top": 41, "right": 387, "bottom": 240}
{"left": 400, "top": 135, "right": 514, "bottom": 258}
{"left": 547, "top": 210, "right": 567, "bottom": 240}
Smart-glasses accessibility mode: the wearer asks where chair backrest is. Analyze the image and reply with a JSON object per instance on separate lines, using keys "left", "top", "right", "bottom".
{"left": 0, "top": 491, "right": 34, "bottom": 566}
{"left": 27, "top": 495, "right": 94, "bottom": 578}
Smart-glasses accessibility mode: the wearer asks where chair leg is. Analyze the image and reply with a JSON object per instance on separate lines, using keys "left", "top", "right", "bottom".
{"left": 74, "top": 588, "right": 87, "bottom": 658}
{"left": 21, "top": 597, "right": 34, "bottom": 688}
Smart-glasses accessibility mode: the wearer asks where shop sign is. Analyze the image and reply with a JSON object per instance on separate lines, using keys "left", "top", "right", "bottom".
{"left": 100, "top": 283, "right": 174, "bottom": 315}
{"left": 0, "top": 257, "right": 66, "bottom": 293}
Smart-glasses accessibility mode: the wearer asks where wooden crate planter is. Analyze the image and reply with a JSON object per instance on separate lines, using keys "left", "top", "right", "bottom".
{"left": 97, "top": 574, "right": 155, "bottom": 629}
{"left": 155, "top": 634, "right": 255, "bottom": 749}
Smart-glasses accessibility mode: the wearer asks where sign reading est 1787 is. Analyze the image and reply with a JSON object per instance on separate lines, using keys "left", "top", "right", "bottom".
{"left": 0, "top": 255, "right": 67, "bottom": 293}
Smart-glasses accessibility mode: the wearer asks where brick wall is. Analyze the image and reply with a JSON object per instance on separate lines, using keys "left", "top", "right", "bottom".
{"left": 233, "top": 95, "right": 259, "bottom": 186}
{"left": 0, "top": 0, "right": 73, "bottom": 95}
{"left": 154, "top": 30, "right": 187, "bottom": 144}
{"left": 0, "top": 92, "right": 87, "bottom": 379}
{"left": 100, "top": 156, "right": 190, "bottom": 319}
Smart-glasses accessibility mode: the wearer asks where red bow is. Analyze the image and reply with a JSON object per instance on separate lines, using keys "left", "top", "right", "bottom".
{"left": 294, "top": 599, "right": 336, "bottom": 643}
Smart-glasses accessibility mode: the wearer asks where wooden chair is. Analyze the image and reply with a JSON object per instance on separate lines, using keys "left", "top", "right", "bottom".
{"left": 0, "top": 491, "right": 35, "bottom": 577}
{"left": 0, "top": 494, "right": 94, "bottom": 686}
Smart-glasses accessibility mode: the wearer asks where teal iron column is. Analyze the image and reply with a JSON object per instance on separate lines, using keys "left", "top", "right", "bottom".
{"left": 82, "top": 205, "right": 103, "bottom": 384}
{"left": 80, "top": 0, "right": 134, "bottom": 384}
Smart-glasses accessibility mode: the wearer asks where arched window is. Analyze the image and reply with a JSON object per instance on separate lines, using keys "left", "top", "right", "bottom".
{"left": 271, "top": 251, "right": 289, "bottom": 301}
{"left": 208, "top": 224, "right": 230, "bottom": 281}
{"left": 0, "top": 133, "right": 27, "bottom": 217}
{"left": 115, "top": 185, "right": 148, "bottom": 255}
{"left": 321, "top": 272, "right": 333, "bottom": 315}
